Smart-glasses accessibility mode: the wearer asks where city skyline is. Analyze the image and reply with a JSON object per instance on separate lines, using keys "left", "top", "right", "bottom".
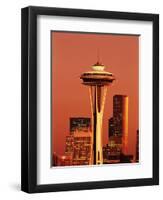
{"left": 52, "top": 31, "right": 139, "bottom": 161}
{"left": 52, "top": 94, "right": 138, "bottom": 166}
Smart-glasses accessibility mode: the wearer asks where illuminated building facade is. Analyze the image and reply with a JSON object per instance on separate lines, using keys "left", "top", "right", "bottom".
{"left": 103, "top": 137, "right": 133, "bottom": 164}
{"left": 65, "top": 135, "right": 74, "bottom": 157}
{"left": 64, "top": 117, "right": 92, "bottom": 166}
{"left": 108, "top": 95, "right": 129, "bottom": 154}
{"left": 70, "top": 117, "right": 91, "bottom": 133}
{"left": 53, "top": 153, "right": 72, "bottom": 166}
{"left": 72, "top": 131, "right": 92, "bottom": 165}
{"left": 103, "top": 135, "right": 122, "bottom": 164}
{"left": 80, "top": 61, "right": 115, "bottom": 164}
{"left": 103, "top": 144, "right": 121, "bottom": 164}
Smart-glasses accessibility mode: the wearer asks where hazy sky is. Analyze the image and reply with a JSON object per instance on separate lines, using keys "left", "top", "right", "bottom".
{"left": 52, "top": 31, "right": 139, "bottom": 158}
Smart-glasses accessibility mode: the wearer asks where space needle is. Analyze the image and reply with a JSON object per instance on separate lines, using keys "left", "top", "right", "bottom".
{"left": 80, "top": 60, "right": 115, "bottom": 165}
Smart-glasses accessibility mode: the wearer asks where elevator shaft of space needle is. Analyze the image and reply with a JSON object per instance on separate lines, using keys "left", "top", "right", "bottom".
{"left": 80, "top": 62, "right": 115, "bottom": 165}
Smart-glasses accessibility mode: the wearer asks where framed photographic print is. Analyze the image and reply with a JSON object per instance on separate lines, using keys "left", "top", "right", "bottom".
{"left": 21, "top": 6, "right": 159, "bottom": 193}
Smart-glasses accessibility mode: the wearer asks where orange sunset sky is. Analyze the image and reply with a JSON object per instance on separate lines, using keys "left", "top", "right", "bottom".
{"left": 52, "top": 31, "right": 139, "bottom": 158}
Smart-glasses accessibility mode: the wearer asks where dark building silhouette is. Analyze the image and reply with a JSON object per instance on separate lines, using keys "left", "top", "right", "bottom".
{"left": 119, "top": 153, "right": 133, "bottom": 163}
{"left": 108, "top": 95, "right": 128, "bottom": 154}
{"left": 70, "top": 117, "right": 91, "bottom": 133}
{"left": 136, "top": 130, "right": 139, "bottom": 162}
{"left": 103, "top": 143, "right": 121, "bottom": 164}
{"left": 108, "top": 117, "right": 115, "bottom": 137}
{"left": 113, "top": 95, "right": 128, "bottom": 135}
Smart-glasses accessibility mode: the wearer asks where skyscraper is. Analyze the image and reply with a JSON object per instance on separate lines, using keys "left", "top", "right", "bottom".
{"left": 108, "top": 95, "right": 129, "bottom": 154}
{"left": 80, "top": 61, "right": 115, "bottom": 164}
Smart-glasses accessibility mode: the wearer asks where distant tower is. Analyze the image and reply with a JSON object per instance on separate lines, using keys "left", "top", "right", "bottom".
{"left": 80, "top": 61, "right": 115, "bottom": 164}
{"left": 136, "top": 130, "right": 139, "bottom": 162}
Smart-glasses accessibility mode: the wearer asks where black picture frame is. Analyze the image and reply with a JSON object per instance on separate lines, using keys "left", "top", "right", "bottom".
{"left": 21, "top": 6, "right": 159, "bottom": 193}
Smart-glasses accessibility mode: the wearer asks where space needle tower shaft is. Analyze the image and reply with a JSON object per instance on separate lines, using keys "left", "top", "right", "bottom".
{"left": 80, "top": 61, "right": 115, "bottom": 165}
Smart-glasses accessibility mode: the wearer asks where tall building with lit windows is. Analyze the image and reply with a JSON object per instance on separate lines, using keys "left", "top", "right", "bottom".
{"left": 72, "top": 131, "right": 92, "bottom": 165}
{"left": 108, "top": 95, "right": 129, "bottom": 154}
{"left": 64, "top": 117, "right": 92, "bottom": 166}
